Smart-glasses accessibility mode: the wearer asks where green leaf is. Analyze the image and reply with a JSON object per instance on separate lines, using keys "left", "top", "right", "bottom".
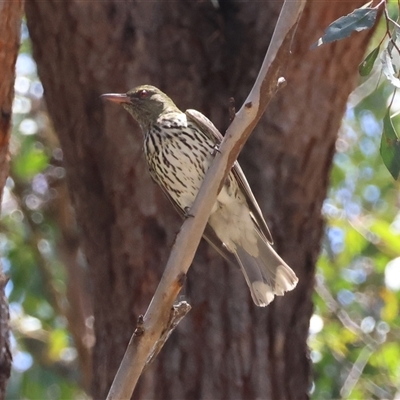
{"left": 312, "top": 8, "right": 378, "bottom": 49}
{"left": 359, "top": 46, "right": 380, "bottom": 76}
{"left": 12, "top": 145, "right": 49, "bottom": 180}
{"left": 380, "top": 111, "right": 400, "bottom": 180}
{"left": 368, "top": 219, "right": 400, "bottom": 257}
{"left": 48, "top": 329, "right": 68, "bottom": 361}
{"left": 380, "top": 288, "right": 398, "bottom": 322}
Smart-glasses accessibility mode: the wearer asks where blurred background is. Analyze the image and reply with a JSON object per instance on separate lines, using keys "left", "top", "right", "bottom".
{"left": 3, "top": 10, "right": 400, "bottom": 400}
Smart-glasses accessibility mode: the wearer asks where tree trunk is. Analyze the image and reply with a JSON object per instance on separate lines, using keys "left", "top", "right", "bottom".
{"left": 0, "top": 0, "right": 24, "bottom": 397}
{"left": 25, "top": 1, "right": 374, "bottom": 399}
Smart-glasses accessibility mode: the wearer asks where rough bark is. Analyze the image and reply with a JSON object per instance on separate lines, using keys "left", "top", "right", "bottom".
{"left": 0, "top": 0, "right": 24, "bottom": 397}
{"left": 25, "top": 1, "right": 374, "bottom": 399}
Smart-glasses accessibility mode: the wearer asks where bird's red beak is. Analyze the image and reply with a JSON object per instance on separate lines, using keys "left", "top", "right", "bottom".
{"left": 101, "top": 93, "right": 130, "bottom": 104}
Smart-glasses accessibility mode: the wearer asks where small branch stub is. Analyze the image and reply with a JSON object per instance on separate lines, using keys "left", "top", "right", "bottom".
{"left": 277, "top": 76, "right": 287, "bottom": 90}
{"left": 145, "top": 301, "right": 191, "bottom": 368}
{"left": 134, "top": 315, "right": 144, "bottom": 337}
{"left": 177, "top": 272, "right": 186, "bottom": 288}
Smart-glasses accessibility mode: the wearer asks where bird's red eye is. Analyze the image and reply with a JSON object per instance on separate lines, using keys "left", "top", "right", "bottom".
{"left": 138, "top": 89, "right": 148, "bottom": 99}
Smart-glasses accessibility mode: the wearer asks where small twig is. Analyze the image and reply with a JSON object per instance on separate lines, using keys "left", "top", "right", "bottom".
{"left": 106, "top": 1, "right": 306, "bottom": 399}
{"left": 315, "top": 276, "right": 383, "bottom": 398}
{"left": 340, "top": 345, "right": 376, "bottom": 398}
{"left": 118, "top": 301, "right": 191, "bottom": 378}
{"left": 384, "top": 5, "right": 400, "bottom": 56}
{"left": 315, "top": 275, "right": 378, "bottom": 348}
{"left": 145, "top": 301, "right": 191, "bottom": 368}
{"left": 106, "top": 273, "right": 187, "bottom": 399}
{"left": 384, "top": 5, "right": 400, "bottom": 31}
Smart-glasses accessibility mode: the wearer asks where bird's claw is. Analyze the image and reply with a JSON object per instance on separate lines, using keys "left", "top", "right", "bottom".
{"left": 184, "top": 207, "right": 195, "bottom": 218}
{"left": 211, "top": 144, "right": 221, "bottom": 156}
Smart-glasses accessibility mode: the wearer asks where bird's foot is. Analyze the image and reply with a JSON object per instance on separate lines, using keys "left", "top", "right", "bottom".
{"left": 184, "top": 207, "right": 195, "bottom": 218}
{"left": 211, "top": 144, "right": 221, "bottom": 156}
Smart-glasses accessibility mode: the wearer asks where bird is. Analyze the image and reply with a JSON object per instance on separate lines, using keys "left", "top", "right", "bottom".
{"left": 101, "top": 85, "right": 298, "bottom": 306}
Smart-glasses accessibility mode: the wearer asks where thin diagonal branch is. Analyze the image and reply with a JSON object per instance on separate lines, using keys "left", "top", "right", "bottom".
{"left": 106, "top": 1, "right": 306, "bottom": 399}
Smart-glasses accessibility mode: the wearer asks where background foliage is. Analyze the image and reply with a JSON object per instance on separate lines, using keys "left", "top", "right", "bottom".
{"left": 2, "top": 15, "right": 399, "bottom": 400}
{"left": 2, "top": 22, "right": 90, "bottom": 400}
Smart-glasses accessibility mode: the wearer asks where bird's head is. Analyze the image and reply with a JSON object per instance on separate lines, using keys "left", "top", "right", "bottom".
{"left": 101, "top": 85, "right": 179, "bottom": 129}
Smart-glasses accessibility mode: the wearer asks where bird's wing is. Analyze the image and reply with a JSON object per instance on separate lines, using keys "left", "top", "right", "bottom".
{"left": 186, "top": 108, "right": 273, "bottom": 245}
{"left": 202, "top": 225, "right": 238, "bottom": 266}
{"left": 231, "top": 162, "right": 273, "bottom": 244}
{"left": 149, "top": 162, "right": 237, "bottom": 266}
{"left": 186, "top": 109, "right": 223, "bottom": 142}
{"left": 149, "top": 165, "right": 187, "bottom": 218}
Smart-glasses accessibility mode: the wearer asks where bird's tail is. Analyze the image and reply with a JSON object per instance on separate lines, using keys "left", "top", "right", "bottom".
{"left": 234, "top": 233, "right": 298, "bottom": 307}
